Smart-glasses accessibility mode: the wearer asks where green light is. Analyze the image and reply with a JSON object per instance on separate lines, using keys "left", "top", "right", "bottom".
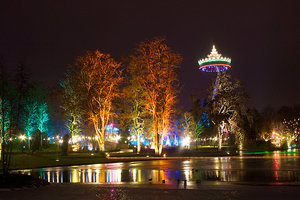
{"left": 199, "top": 60, "right": 231, "bottom": 66}
{"left": 243, "top": 151, "right": 300, "bottom": 155}
{"left": 198, "top": 45, "right": 231, "bottom": 66}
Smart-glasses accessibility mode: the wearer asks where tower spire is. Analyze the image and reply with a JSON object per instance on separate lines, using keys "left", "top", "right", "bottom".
{"left": 212, "top": 44, "right": 216, "bottom": 51}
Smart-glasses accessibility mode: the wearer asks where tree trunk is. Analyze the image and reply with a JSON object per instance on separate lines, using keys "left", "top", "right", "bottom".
{"left": 1, "top": 101, "right": 7, "bottom": 174}
{"left": 154, "top": 114, "right": 159, "bottom": 155}
{"left": 137, "top": 131, "right": 141, "bottom": 153}
{"left": 96, "top": 133, "right": 105, "bottom": 152}
{"left": 93, "top": 120, "right": 105, "bottom": 152}
{"left": 159, "top": 133, "right": 163, "bottom": 155}
{"left": 218, "top": 127, "right": 222, "bottom": 152}
{"left": 99, "top": 142, "right": 105, "bottom": 152}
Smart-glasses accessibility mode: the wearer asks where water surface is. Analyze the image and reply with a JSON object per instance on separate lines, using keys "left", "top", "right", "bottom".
{"left": 19, "top": 150, "right": 300, "bottom": 185}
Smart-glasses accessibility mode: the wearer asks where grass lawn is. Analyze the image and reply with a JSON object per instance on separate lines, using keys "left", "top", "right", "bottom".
{"left": 2, "top": 146, "right": 238, "bottom": 170}
{"left": 5, "top": 152, "right": 143, "bottom": 170}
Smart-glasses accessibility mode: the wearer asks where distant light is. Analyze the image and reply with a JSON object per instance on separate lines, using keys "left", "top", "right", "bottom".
{"left": 19, "top": 135, "right": 26, "bottom": 141}
{"left": 115, "top": 135, "right": 121, "bottom": 143}
{"left": 72, "top": 144, "right": 79, "bottom": 152}
{"left": 181, "top": 136, "right": 191, "bottom": 147}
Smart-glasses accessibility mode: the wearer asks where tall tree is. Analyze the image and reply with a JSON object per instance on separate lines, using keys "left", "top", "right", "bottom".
{"left": 0, "top": 61, "right": 16, "bottom": 174}
{"left": 129, "top": 38, "right": 182, "bottom": 155}
{"left": 60, "top": 69, "right": 83, "bottom": 142}
{"left": 206, "top": 72, "right": 248, "bottom": 150}
{"left": 124, "top": 55, "right": 150, "bottom": 153}
{"left": 13, "top": 64, "right": 29, "bottom": 137}
{"left": 22, "top": 84, "right": 49, "bottom": 148}
{"left": 122, "top": 86, "right": 146, "bottom": 153}
{"left": 73, "top": 50, "right": 122, "bottom": 151}
{"left": 23, "top": 96, "right": 37, "bottom": 145}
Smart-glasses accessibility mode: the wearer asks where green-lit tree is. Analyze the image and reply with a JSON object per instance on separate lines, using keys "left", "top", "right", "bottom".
{"left": 124, "top": 57, "right": 150, "bottom": 153}
{"left": 22, "top": 84, "right": 49, "bottom": 149}
{"left": 36, "top": 101, "right": 49, "bottom": 140}
{"left": 60, "top": 69, "right": 83, "bottom": 143}
{"left": 23, "top": 98, "right": 37, "bottom": 147}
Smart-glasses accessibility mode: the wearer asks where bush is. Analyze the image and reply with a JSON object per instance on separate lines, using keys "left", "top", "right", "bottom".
{"left": 280, "top": 141, "right": 288, "bottom": 150}
{"left": 0, "top": 173, "right": 49, "bottom": 188}
{"left": 244, "top": 139, "right": 275, "bottom": 151}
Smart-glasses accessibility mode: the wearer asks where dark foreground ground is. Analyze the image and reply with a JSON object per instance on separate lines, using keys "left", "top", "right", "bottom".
{"left": 1, "top": 183, "right": 300, "bottom": 200}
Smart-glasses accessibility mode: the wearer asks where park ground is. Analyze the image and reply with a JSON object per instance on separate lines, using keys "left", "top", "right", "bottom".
{"left": 4, "top": 146, "right": 238, "bottom": 170}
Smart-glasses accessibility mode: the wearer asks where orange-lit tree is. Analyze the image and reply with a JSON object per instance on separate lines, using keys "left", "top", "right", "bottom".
{"left": 75, "top": 50, "right": 122, "bottom": 151}
{"left": 129, "top": 38, "right": 182, "bottom": 155}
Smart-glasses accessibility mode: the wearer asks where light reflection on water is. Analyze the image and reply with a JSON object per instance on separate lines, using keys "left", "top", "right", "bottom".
{"left": 24, "top": 167, "right": 300, "bottom": 184}
{"left": 26, "top": 168, "right": 182, "bottom": 184}
{"left": 19, "top": 152, "right": 300, "bottom": 184}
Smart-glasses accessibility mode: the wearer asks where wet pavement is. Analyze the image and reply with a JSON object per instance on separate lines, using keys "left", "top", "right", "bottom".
{"left": 1, "top": 183, "right": 300, "bottom": 200}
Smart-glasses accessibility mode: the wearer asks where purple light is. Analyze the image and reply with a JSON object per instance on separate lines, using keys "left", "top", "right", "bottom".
{"left": 199, "top": 64, "right": 231, "bottom": 72}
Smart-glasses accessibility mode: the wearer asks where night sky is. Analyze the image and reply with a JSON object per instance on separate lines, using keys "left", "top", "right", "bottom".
{"left": 0, "top": 0, "right": 299, "bottom": 111}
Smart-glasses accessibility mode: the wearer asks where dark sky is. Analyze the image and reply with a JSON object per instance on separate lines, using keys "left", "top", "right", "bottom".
{"left": 0, "top": 0, "right": 299, "bottom": 111}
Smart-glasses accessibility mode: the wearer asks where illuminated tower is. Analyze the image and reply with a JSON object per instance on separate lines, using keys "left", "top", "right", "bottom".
{"left": 198, "top": 45, "right": 231, "bottom": 99}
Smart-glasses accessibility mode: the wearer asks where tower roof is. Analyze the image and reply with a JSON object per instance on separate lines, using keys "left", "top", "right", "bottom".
{"left": 198, "top": 45, "right": 231, "bottom": 72}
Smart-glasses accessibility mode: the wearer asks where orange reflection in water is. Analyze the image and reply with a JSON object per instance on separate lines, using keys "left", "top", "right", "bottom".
{"left": 38, "top": 168, "right": 173, "bottom": 184}
{"left": 272, "top": 151, "right": 280, "bottom": 181}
